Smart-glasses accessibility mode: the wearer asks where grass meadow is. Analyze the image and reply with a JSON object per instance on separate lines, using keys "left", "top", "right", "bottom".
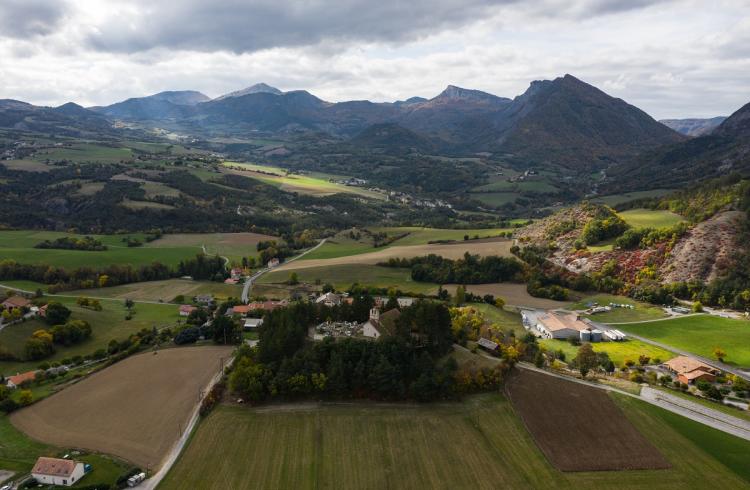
{"left": 618, "top": 209, "right": 685, "bottom": 229}
{"left": 0, "top": 296, "right": 181, "bottom": 374}
{"left": 540, "top": 339, "right": 675, "bottom": 367}
{"left": 621, "top": 315, "right": 750, "bottom": 367}
{"left": 258, "top": 264, "right": 438, "bottom": 295}
{"left": 160, "top": 393, "right": 750, "bottom": 489}
{"left": 569, "top": 294, "right": 669, "bottom": 323}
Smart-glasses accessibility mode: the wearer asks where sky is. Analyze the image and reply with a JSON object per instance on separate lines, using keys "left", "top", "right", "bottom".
{"left": 0, "top": 0, "right": 748, "bottom": 119}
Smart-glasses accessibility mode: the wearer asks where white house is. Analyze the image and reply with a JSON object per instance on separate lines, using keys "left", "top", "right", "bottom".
{"left": 32, "top": 457, "right": 86, "bottom": 487}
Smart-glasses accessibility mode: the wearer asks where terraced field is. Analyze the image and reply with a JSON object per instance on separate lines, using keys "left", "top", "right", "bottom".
{"left": 618, "top": 208, "right": 685, "bottom": 229}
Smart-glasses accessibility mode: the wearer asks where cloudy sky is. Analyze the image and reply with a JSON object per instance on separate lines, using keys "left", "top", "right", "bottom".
{"left": 0, "top": 0, "right": 748, "bottom": 119}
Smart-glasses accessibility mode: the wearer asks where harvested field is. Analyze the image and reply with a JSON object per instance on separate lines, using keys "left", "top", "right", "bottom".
{"left": 65, "top": 278, "right": 242, "bottom": 302}
{"left": 10, "top": 346, "right": 232, "bottom": 469}
{"left": 444, "top": 283, "right": 570, "bottom": 309}
{"left": 505, "top": 370, "right": 670, "bottom": 472}
{"left": 147, "top": 232, "right": 277, "bottom": 262}
{"left": 275, "top": 238, "right": 513, "bottom": 271}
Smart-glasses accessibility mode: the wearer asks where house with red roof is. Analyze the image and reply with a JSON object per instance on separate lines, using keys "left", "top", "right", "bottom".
{"left": 6, "top": 370, "right": 38, "bottom": 389}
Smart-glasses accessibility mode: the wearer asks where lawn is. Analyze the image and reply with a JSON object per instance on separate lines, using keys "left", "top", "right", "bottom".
{"left": 0, "top": 230, "right": 198, "bottom": 268}
{"left": 0, "top": 414, "right": 54, "bottom": 476}
{"left": 31, "top": 143, "right": 133, "bottom": 164}
{"left": 468, "top": 191, "right": 520, "bottom": 207}
{"left": 0, "top": 296, "right": 181, "bottom": 374}
{"left": 540, "top": 338, "right": 675, "bottom": 367}
{"left": 160, "top": 393, "right": 750, "bottom": 489}
{"left": 569, "top": 294, "right": 669, "bottom": 323}
{"left": 621, "top": 315, "right": 750, "bottom": 367}
{"left": 258, "top": 264, "right": 438, "bottom": 295}
{"left": 618, "top": 208, "right": 685, "bottom": 229}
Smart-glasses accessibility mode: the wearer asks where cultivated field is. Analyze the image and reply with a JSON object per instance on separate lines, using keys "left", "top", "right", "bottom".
{"left": 258, "top": 264, "right": 438, "bottom": 295}
{"left": 505, "top": 370, "right": 670, "bottom": 471}
{"left": 276, "top": 238, "right": 514, "bottom": 271}
{"left": 621, "top": 315, "right": 750, "bottom": 367}
{"left": 0, "top": 297, "right": 181, "bottom": 374}
{"left": 618, "top": 208, "right": 685, "bottom": 229}
{"left": 443, "top": 283, "right": 571, "bottom": 309}
{"left": 160, "top": 391, "right": 750, "bottom": 489}
{"left": 65, "top": 279, "right": 242, "bottom": 302}
{"left": 10, "top": 346, "right": 232, "bottom": 469}
{"left": 592, "top": 189, "right": 675, "bottom": 207}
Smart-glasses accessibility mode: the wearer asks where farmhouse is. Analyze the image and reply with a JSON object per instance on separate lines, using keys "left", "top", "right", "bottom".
{"left": 31, "top": 457, "right": 86, "bottom": 487}
{"left": 2, "top": 295, "right": 30, "bottom": 309}
{"left": 179, "top": 305, "right": 197, "bottom": 317}
{"left": 316, "top": 292, "right": 342, "bottom": 307}
{"left": 374, "top": 296, "right": 416, "bottom": 308}
{"left": 536, "top": 311, "right": 593, "bottom": 340}
{"left": 662, "top": 356, "right": 720, "bottom": 384}
{"left": 267, "top": 258, "right": 280, "bottom": 268}
{"left": 6, "top": 370, "right": 37, "bottom": 389}
{"left": 230, "top": 267, "right": 243, "bottom": 279}
{"left": 244, "top": 318, "right": 263, "bottom": 330}
{"left": 363, "top": 308, "right": 401, "bottom": 339}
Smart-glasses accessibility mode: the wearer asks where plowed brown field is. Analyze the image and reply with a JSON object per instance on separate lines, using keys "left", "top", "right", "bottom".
{"left": 505, "top": 370, "right": 670, "bottom": 472}
{"left": 10, "top": 346, "right": 232, "bottom": 469}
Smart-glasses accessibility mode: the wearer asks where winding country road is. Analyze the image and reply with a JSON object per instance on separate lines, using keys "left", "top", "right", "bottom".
{"left": 241, "top": 239, "right": 327, "bottom": 303}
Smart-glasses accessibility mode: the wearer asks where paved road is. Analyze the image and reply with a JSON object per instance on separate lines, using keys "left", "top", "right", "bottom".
{"left": 453, "top": 345, "right": 750, "bottom": 441}
{"left": 240, "top": 239, "right": 326, "bottom": 303}
{"left": 141, "top": 355, "right": 235, "bottom": 490}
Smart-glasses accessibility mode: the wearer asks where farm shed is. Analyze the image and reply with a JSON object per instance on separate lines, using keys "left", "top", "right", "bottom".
{"left": 244, "top": 318, "right": 263, "bottom": 330}
{"left": 31, "top": 457, "right": 86, "bottom": 487}
{"left": 477, "top": 337, "right": 500, "bottom": 352}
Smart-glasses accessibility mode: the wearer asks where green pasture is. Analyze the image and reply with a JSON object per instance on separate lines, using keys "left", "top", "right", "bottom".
{"left": 592, "top": 189, "right": 675, "bottom": 207}
{"left": 258, "top": 264, "right": 438, "bottom": 295}
{"left": 0, "top": 296, "right": 181, "bottom": 374}
{"left": 617, "top": 208, "right": 685, "bottom": 230}
{"left": 540, "top": 339, "right": 675, "bottom": 367}
{"left": 620, "top": 315, "right": 750, "bottom": 367}
{"left": 570, "top": 294, "right": 669, "bottom": 323}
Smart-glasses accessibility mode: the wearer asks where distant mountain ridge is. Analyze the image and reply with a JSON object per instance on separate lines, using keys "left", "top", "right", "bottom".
{"left": 214, "top": 83, "right": 283, "bottom": 100}
{"left": 660, "top": 117, "right": 726, "bottom": 136}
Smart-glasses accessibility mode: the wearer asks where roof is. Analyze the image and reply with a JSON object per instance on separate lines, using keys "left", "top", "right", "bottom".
{"left": 478, "top": 337, "right": 499, "bottom": 350}
{"left": 316, "top": 292, "right": 341, "bottom": 304}
{"left": 681, "top": 370, "right": 717, "bottom": 381}
{"left": 32, "top": 457, "right": 79, "bottom": 477}
{"left": 8, "top": 370, "right": 37, "bottom": 385}
{"left": 664, "top": 356, "right": 719, "bottom": 375}
{"left": 368, "top": 308, "right": 401, "bottom": 336}
{"left": 2, "top": 295, "right": 30, "bottom": 308}
{"left": 247, "top": 300, "right": 286, "bottom": 311}
{"left": 232, "top": 305, "right": 253, "bottom": 315}
{"left": 179, "top": 304, "right": 197, "bottom": 313}
{"left": 537, "top": 311, "right": 589, "bottom": 332}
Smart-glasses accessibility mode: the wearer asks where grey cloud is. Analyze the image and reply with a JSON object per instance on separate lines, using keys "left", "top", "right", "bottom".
{"left": 0, "top": 0, "right": 69, "bottom": 39}
{"left": 84, "top": 0, "right": 667, "bottom": 54}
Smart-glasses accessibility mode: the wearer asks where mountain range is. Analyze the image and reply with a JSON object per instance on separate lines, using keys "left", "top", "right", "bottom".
{"left": 1, "top": 74, "right": 748, "bottom": 188}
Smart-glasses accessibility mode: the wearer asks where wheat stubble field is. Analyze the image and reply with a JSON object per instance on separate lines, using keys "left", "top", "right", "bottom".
{"left": 10, "top": 346, "right": 232, "bottom": 469}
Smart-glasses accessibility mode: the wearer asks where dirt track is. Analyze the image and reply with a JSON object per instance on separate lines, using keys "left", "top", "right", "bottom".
{"left": 10, "top": 346, "right": 232, "bottom": 469}
{"left": 275, "top": 239, "right": 513, "bottom": 271}
{"left": 505, "top": 369, "right": 670, "bottom": 471}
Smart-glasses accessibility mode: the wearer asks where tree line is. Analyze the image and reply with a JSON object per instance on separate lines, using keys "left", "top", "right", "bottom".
{"left": 380, "top": 253, "right": 525, "bottom": 284}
